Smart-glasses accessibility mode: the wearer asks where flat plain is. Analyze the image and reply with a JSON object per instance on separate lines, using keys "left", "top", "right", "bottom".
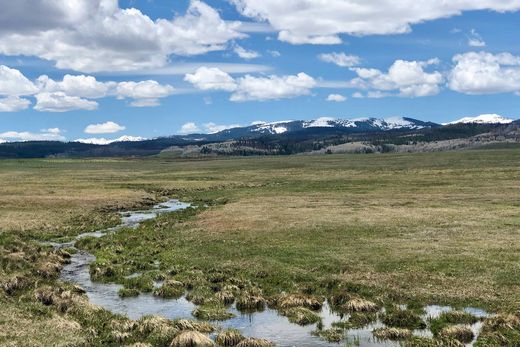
{"left": 1, "top": 149, "right": 519, "bottom": 346}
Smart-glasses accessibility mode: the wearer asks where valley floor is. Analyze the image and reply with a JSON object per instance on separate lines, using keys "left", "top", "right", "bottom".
{"left": 1, "top": 150, "right": 519, "bottom": 346}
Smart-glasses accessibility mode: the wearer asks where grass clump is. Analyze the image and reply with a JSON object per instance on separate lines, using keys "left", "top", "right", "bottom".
{"left": 235, "top": 337, "right": 275, "bottom": 347}
{"left": 429, "top": 310, "right": 479, "bottom": 335}
{"left": 215, "top": 329, "right": 245, "bottom": 346}
{"left": 381, "top": 308, "right": 426, "bottom": 329}
{"left": 172, "top": 319, "right": 214, "bottom": 333}
{"left": 312, "top": 327, "right": 344, "bottom": 343}
{"left": 475, "top": 313, "right": 520, "bottom": 347}
{"left": 282, "top": 307, "right": 322, "bottom": 326}
{"left": 118, "top": 287, "right": 140, "bottom": 298}
{"left": 136, "top": 315, "right": 179, "bottom": 346}
{"left": 373, "top": 327, "right": 412, "bottom": 340}
{"left": 276, "top": 294, "right": 322, "bottom": 311}
{"left": 236, "top": 293, "right": 266, "bottom": 312}
{"left": 438, "top": 326, "right": 475, "bottom": 343}
{"left": 342, "top": 298, "right": 379, "bottom": 313}
{"left": 192, "top": 303, "right": 234, "bottom": 321}
{"left": 404, "top": 336, "right": 464, "bottom": 347}
{"left": 170, "top": 331, "right": 215, "bottom": 347}
{"left": 153, "top": 280, "right": 185, "bottom": 299}
{"left": 215, "top": 290, "right": 235, "bottom": 306}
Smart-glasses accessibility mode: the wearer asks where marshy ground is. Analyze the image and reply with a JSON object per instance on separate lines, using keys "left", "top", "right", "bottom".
{"left": 0, "top": 150, "right": 519, "bottom": 346}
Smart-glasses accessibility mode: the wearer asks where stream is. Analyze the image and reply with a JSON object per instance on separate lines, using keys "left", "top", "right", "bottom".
{"left": 55, "top": 199, "right": 488, "bottom": 347}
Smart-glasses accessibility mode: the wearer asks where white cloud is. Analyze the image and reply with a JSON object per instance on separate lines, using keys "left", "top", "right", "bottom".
{"left": 468, "top": 29, "right": 486, "bottom": 47}
{"left": 0, "top": 65, "right": 38, "bottom": 96}
{"left": 85, "top": 121, "right": 126, "bottom": 134}
{"left": 34, "top": 92, "right": 98, "bottom": 112}
{"left": 0, "top": 1, "right": 244, "bottom": 73}
{"left": 327, "top": 94, "right": 347, "bottom": 102}
{"left": 234, "top": 45, "right": 260, "bottom": 59}
{"left": 116, "top": 81, "right": 174, "bottom": 99}
{"left": 184, "top": 67, "right": 238, "bottom": 91}
{"left": 319, "top": 52, "right": 360, "bottom": 67}
{"left": 448, "top": 51, "right": 520, "bottom": 94}
{"left": 179, "top": 122, "right": 241, "bottom": 134}
{"left": 36, "top": 74, "right": 114, "bottom": 99}
{"left": 0, "top": 129, "right": 66, "bottom": 142}
{"left": 75, "top": 135, "right": 145, "bottom": 145}
{"left": 230, "top": 72, "right": 316, "bottom": 101}
{"left": 268, "top": 50, "right": 281, "bottom": 57}
{"left": 203, "top": 122, "right": 241, "bottom": 133}
{"left": 185, "top": 68, "right": 316, "bottom": 101}
{"left": 231, "top": 0, "right": 520, "bottom": 44}
{"left": 0, "top": 96, "right": 31, "bottom": 112}
{"left": 350, "top": 59, "right": 443, "bottom": 98}
{"left": 36, "top": 74, "right": 174, "bottom": 108}
{"left": 179, "top": 122, "right": 201, "bottom": 135}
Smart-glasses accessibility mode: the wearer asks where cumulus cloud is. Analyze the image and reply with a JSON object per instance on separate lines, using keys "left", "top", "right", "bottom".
{"left": 184, "top": 67, "right": 238, "bottom": 91}
{"left": 0, "top": 1, "right": 244, "bottom": 73}
{"left": 36, "top": 74, "right": 114, "bottom": 99}
{"left": 350, "top": 58, "right": 443, "bottom": 98}
{"left": 319, "top": 52, "right": 360, "bottom": 67}
{"left": 84, "top": 121, "right": 126, "bottom": 134}
{"left": 0, "top": 64, "right": 176, "bottom": 111}
{"left": 0, "top": 128, "right": 66, "bottom": 142}
{"left": 448, "top": 51, "right": 520, "bottom": 94}
{"left": 327, "top": 94, "right": 347, "bottom": 102}
{"left": 34, "top": 92, "right": 98, "bottom": 112}
{"left": 231, "top": 73, "right": 316, "bottom": 101}
{"left": 0, "top": 65, "right": 38, "bottom": 96}
{"left": 0, "top": 96, "right": 31, "bottom": 112}
{"left": 179, "top": 122, "right": 241, "bottom": 134}
{"left": 185, "top": 67, "right": 316, "bottom": 101}
{"left": 234, "top": 45, "right": 260, "bottom": 59}
{"left": 231, "top": 0, "right": 520, "bottom": 44}
{"left": 179, "top": 122, "right": 201, "bottom": 134}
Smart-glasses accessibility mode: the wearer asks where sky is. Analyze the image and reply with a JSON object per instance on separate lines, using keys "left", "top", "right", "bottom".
{"left": 0, "top": 0, "right": 520, "bottom": 143}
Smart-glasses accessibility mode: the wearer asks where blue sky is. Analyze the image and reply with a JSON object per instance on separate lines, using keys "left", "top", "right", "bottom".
{"left": 0, "top": 0, "right": 520, "bottom": 143}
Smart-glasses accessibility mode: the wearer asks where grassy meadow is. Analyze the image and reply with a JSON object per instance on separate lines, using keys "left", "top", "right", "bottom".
{"left": 1, "top": 149, "right": 519, "bottom": 346}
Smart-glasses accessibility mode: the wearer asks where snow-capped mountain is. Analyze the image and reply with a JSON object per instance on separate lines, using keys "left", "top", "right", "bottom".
{"left": 190, "top": 116, "right": 438, "bottom": 140}
{"left": 74, "top": 135, "right": 146, "bottom": 145}
{"left": 445, "top": 114, "right": 514, "bottom": 125}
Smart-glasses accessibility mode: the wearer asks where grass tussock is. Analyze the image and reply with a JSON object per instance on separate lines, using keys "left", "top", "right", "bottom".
{"left": 153, "top": 280, "right": 186, "bottom": 299}
{"left": 332, "top": 312, "right": 377, "bottom": 329}
{"left": 475, "top": 313, "right": 520, "bottom": 346}
{"left": 282, "top": 307, "right": 322, "bottom": 326}
{"left": 276, "top": 294, "right": 322, "bottom": 310}
{"left": 170, "top": 331, "right": 215, "bottom": 347}
{"left": 235, "top": 337, "right": 275, "bottom": 347}
{"left": 438, "top": 325, "right": 475, "bottom": 343}
{"left": 373, "top": 327, "right": 412, "bottom": 340}
{"left": 404, "top": 336, "right": 464, "bottom": 347}
{"left": 429, "top": 310, "right": 479, "bottom": 335}
{"left": 215, "top": 329, "right": 245, "bottom": 346}
{"left": 173, "top": 319, "right": 214, "bottom": 333}
{"left": 192, "top": 303, "right": 234, "bottom": 321}
{"left": 236, "top": 293, "right": 266, "bottom": 312}
{"left": 342, "top": 298, "right": 379, "bottom": 313}
{"left": 215, "top": 290, "right": 235, "bottom": 305}
{"left": 312, "top": 327, "right": 344, "bottom": 343}
{"left": 381, "top": 308, "right": 426, "bottom": 329}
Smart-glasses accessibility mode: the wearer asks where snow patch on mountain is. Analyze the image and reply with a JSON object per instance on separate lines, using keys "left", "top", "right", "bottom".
{"left": 445, "top": 114, "right": 514, "bottom": 125}
{"left": 75, "top": 135, "right": 146, "bottom": 145}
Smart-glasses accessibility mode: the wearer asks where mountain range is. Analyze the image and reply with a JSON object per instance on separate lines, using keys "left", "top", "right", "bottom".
{"left": 0, "top": 115, "right": 517, "bottom": 158}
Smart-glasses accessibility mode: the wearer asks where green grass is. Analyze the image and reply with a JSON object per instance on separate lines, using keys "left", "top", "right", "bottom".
{"left": 1, "top": 149, "right": 520, "bottom": 345}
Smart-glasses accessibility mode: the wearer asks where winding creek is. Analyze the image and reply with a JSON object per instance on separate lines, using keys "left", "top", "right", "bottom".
{"left": 54, "top": 199, "right": 488, "bottom": 347}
